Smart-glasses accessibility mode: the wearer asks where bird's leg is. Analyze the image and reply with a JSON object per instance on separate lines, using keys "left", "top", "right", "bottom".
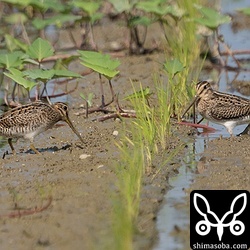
{"left": 227, "top": 127, "right": 234, "bottom": 137}
{"left": 8, "top": 138, "right": 16, "bottom": 155}
{"left": 29, "top": 138, "right": 40, "bottom": 154}
{"left": 30, "top": 143, "right": 41, "bottom": 154}
{"left": 181, "top": 97, "right": 197, "bottom": 120}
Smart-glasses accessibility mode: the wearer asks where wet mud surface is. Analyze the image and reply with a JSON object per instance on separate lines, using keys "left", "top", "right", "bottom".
{"left": 178, "top": 135, "right": 250, "bottom": 250}
{"left": 0, "top": 16, "right": 250, "bottom": 250}
{"left": 191, "top": 136, "right": 250, "bottom": 191}
{"left": 0, "top": 44, "right": 183, "bottom": 249}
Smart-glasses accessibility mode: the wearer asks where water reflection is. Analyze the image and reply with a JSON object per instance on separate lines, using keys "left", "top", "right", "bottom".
{"left": 155, "top": 29, "right": 250, "bottom": 250}
{"left": 155, "top": 165, "right": 194, "bottom": 250}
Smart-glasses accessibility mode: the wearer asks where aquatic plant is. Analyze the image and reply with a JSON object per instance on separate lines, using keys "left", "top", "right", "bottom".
{"left": 2, "top": 38, "right": 81, "bottom": 103}
{"left": 162, "top": 0, "right": 203, "bottom": 117}
{"left": 194, "top": 5, "right": 235, "bottom": 67}
{"left": 113, "top": 130, "right": 144, "bottom": 250}
{"left": 78, "top": 50, "right": 120, "bottom": 109}
{"left": 111, "top": 1, "right": 204, "bottom": 248}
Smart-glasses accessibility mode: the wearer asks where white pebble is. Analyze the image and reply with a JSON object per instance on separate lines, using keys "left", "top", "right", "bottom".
{"left": 97, "top": 165, "right": 104, "bottom": 169}
{"left": 113, "top": 130, "right": 119, "bottom": 136}
{"left": 79, "top": 154, "right": 91, "bottom": 160}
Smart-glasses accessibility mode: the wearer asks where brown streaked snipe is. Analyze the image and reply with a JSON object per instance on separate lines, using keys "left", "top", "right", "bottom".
{"left": 0, "top": 101, "right": 84, "bottom": 154}
{"left": 183, "top": 81, "right": 250, "bottom": 136}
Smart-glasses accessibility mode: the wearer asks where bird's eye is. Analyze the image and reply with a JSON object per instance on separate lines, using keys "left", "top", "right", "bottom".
{"left": 63, "top": 106, "right": 67, "bottom": 111}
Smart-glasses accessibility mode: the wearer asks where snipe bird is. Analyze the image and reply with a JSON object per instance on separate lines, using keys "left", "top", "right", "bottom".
{"left": 183, "top": 81, "right": 250, "bottom": 136}
{"left": 0, "top": 101, "right": 84, "bottom": 154}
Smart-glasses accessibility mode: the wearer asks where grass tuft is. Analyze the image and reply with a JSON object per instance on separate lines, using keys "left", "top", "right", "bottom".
{"left": 113, "top": 130, "right": 144, "bottom": 250}
{"left": 111, "top": 0, "right": 205, "bottom": 248}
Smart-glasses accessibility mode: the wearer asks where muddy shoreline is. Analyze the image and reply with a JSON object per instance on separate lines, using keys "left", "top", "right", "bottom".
{"left": 0, "top": 9, "right": 250, "bottom": 249}
{"left": 0, "top": 48, "right": 185, "bottom": 249}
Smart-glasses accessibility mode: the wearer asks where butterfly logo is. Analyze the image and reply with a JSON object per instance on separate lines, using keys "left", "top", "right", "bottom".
{"left": 193, "top": 193, "right": 247, "bottom": 241}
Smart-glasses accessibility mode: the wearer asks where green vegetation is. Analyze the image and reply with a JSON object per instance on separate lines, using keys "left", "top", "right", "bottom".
{"left": 0, "top": 37, "right": 81, "bottom": 102}
{"left": 78, "top": 50, "right": 120, "bottom": 107}
{"left": 112, "top": 0, "right": 205, "bottom": 248}
{"left": 238, "top": 7, "right": 250, "bottom": 16}
{"left": 194, "top": 5, "right": 231, "bottom": 29}
{"left": 0, "top": 0, "right": 233, "bottom": 248}
{"left": 113, "top": 129, "right": 144, "bottom": 250}
{"left": 162, "top": 0, "right": 204, "bottom": 117}
{"left": 80, "top": 92, "right": 94, "bottom": 118}
{"left": 112, "top": 78, "right": 175, "bottom": 249}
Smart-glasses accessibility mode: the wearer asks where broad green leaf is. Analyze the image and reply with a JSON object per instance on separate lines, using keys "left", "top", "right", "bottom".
{"left": 4, "top": 68, "right": 37, "bottom": 90}
{"left": 136, "top": 0, "right": 163, "bottom": 13}
{"left": 0, "top": 51, "right": 25, "bottom": 69}
{"left": 90, "top": 13, "right": 103, "bottom": 23}
{"left": 108, "top": 0, "right": 132, "bottom": 13}
{"left": 4, "top": 34, "right": 28, "bottom": 52}
{"left": 53, "top": 55, "right": 79, "bottom": 70}
{"left": 72, "top": 1, "right": 101, "bottom": 15}
{"left": 32, "top": 19, "right": 50, "bottom": 30}
{"left": 238, "top": 8, "right": 250, "bottom": 16}
{"left": 28, "top": 0, "right": 66, "bottom": 12}
{"left": 2, "top": 0, "right": 61, "bottom": 12}
{"left": 80, "top": 61, "right": 119, "bottom": 79}
{"left": 136, "top": 0, "right": 171, "bottom": 16}
{"left": 23, "top": 68, "right": 82, "bottom": 80}
{"left": 2, "top": 0, "right": 65, "bottom": 12}
{"left": 1, "top": 0, "right": 31, "bottom": 7}
{"left": 69, "top": 1, "right": 103, "bottom": 23}
{"left": 27, "top": 38, "right": 54, "bottom": 62}
{"left": 164, "top": 59, "right": 184, "bottom": 78}
{"left": 23, "top": 69, "right": 55, "bottom": 80}
{"left": 136, "top": 1, "right": 184, "bottom": 18}
{"left": 195, "top": 6, "right": 231, "bottom": 29}
{"left": 2, "top": 0, "right": 68, "bottom": 13}
{"left": 80, "top": 92, "right": 94, "bottom": 106}
{"left": 4, "top": 13, "right": 28, "bottom": 24}
{"left": 32, "top": 14, "right": 82, "bottom": 30}
{"left": 53, "top": 69, "right": 82, "bottom": 78}
{"left": 129, "top": 16, "right": 153, "bottom": 27}
{"left": 80, "top": 93, "right": 85, "bottom": 100}
{"left": 78, "top": 50, "right": 120, "bottom": 79}
{"left": 78, "top": 51, "right": 120, "bottom": 70}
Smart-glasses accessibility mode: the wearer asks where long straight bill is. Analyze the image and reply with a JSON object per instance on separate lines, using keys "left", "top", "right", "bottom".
{"left": 181, "top": 96, "right": 197, "bottom": 121}
{"left": 65, "top": 117, "right": 84, "bottom": 144}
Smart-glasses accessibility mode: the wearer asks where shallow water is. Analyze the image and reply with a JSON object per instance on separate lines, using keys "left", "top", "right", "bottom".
{"left": 155, "top": 160, "right": 196, "bottom": 250}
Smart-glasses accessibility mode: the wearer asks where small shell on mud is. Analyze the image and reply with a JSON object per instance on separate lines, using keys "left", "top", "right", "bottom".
{"left": 97, "top": 165, "right": 104, "bottom": 169}
{"left": 79, "top": 154, "right": 91, "bottom": 160}
{"left": 109, "top": 41, "right": 123, "bottom": 51}
{"left": 112, "top": 130, "right": 118, "bottom": 136}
